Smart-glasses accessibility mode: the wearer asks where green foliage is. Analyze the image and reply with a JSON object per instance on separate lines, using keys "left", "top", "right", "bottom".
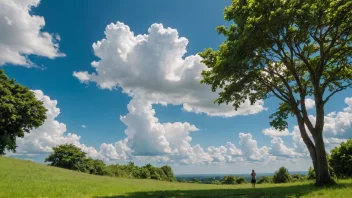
{"left": 211, "top": 180, "right": 222, "bottom": 185}
{"left": 139, "top": 167, "right": 151, "bottom": 179}
{"left": 235, "top": 177, "right": 248, "bottom": 184}
{"left": 161, "top": 165, "right": 176, "bottom": 182}
{"left": 257, "top": 176, "right": 273, "bottom": 184}
{"left": 291, "top": 174, "right": 306, "bottom": 183}
{"left": 85, "top": 158, "right": 109, "bottom": 176}
{"left": 199, "top": 0, "right": 352, "bottom": 127}
{"left": 329, "top": 139, "right": 352, "bottom": 178}
{"left": 0, "top": 70, "right": 47, "bottom": 155}
{"left": 45, "top": 144, "right": 87, "bottom": 171}
{"left": 222, "top": 175, "right": 236, "bottom": 185}
{"left": 45, "top": 144, "right": 175, "bottom": 182}
{"left": 273, "top": 167, "right": 291, "bottom": 183}
{"left": 307, "top": 166, "right": 316, "bottom": 180}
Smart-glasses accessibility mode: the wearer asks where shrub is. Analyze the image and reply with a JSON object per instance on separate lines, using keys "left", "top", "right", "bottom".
{"left": 329, "top": 139, "right": 352, "bottom": 178}
{"left": 273, "top": 167, "right": 291, "bottom": 183}
{"left": 222, "top": 175, "right": 236, "bottom": 184}
{"left": 257, "top": 176, "right": 273, "bottom": 184}
{"left": 211, "top": 180, "right": 222, "bottom": 185}
{"left": 291, "top": 174, "right": 305, "bottom": 182}
{"left": 307, "top": 166, "right": 316, "bottom": 180}
{"left": 236, "top": 177, "right": 248, "bottom": 184}
{"left": 139, "top": 167, "right": 151, "bottom": 179}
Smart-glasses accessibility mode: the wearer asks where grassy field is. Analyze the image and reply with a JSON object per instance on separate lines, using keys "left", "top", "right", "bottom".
{"left": 1, "top": 156, "right": 352, "bottom": 198}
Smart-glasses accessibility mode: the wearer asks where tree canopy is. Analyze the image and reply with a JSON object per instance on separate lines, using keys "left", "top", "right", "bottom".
{"left": 200, "top": 0, "right": 352, "bottom": 186}
{"left": 45, "top": 144, "right": 88, "bottom": 171}
{"left": 329, "top": 139, "right": 352, "bottom": 178}
{"left": 0, "top": 70, "right": 47, "bottom": 155}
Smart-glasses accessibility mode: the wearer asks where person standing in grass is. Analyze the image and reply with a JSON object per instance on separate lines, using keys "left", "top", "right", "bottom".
{"left": 251, "top": 170, "right": 256, "bottom": 188}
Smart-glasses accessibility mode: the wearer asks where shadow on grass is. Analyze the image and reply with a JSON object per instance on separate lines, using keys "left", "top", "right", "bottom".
{"left": 94, "top": 182, "right": 352, "bottom": 198}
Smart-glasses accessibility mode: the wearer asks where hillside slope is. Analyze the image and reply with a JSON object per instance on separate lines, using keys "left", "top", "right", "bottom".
{"left": 1, "top": 156, "right": 351, "bottom": 198}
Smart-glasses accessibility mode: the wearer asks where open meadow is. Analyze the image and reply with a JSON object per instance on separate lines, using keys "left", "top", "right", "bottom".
{"left": 1, "top": 157, "right": 352, "bottom": 198}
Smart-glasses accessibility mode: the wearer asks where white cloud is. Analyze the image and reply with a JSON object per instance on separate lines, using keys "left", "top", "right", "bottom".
{"left": 262, "top": 127, "right": 292, "bottom": 137}
{"left": 73, "top": 22, "right": 266, "bottom": 117}
{"left": 0, "top": 0, "right": 64, "bottom": 66}
{"left": 82, "top": 125, "right": 86, "bottom": 128}
{"left": 8, "top": 90, "right": 98, "bottom": 158}
{"left": 343, "top": 97, "right": 352, "bottom": 113}
{"left": 239, "top": 133, "right": 269, "bottom": 161}
{"left": 305, "top": 98, "right": 315, "bottom": 110}
{"left": 269, "top": 137, "right": 300, "bottom": 157}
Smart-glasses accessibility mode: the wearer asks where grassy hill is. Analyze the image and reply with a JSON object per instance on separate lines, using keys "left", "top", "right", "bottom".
{"left": 1, "top": 156, "right": 352, "bottom": 198}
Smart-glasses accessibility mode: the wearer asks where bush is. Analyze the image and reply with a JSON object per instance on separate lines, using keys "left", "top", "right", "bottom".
{"left": 307, "top": 166, "right": 316, "bottom": 180}
{"left": 85, "top": 158, "right": 108, "bottom": 175}
{"left": 273, "top": 167, "right": 291, "bottom": 183}
{"left": 236, "top": 177, "right": 247, "bottom": 184}
{"left": 211, "top": 180, "right": 222, "bottom": 185}
{"left": 291, "top": 174, "right": 305, "bottom": 182}
{"left": 222, "top": 175, "right": 236, "bottom": 184}
{"left": 330, "top": 139, "right": 352, "bottom": 178}
{"left": 257, "top": 176, "right": 273, "bottom": 184}
{"left": 139, "top": 167, "right": 151, "bottom": 179}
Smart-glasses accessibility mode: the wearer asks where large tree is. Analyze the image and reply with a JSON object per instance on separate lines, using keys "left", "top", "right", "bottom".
{"left": 0, "top": 70, "right": 47, "bottom": 155}
{"left": 199, "top": 0, "right": 352, "bottom": 186}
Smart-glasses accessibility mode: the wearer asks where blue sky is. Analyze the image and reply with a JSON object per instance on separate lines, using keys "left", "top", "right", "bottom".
{"left": 1, "top": 0, "right": 351, "bottom": 174}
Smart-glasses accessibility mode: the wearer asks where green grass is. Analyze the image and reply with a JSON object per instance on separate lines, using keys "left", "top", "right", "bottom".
{"left": 1, "top": 157, "right": 352, "bottom": 198}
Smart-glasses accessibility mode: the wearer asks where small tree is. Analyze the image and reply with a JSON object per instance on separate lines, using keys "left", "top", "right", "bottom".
{"left": 45, "top": 144, "right": 87, "bottom": 171}
{"left": 0, "top": 70, "right": 47, "bottom": 155}
{"left": 329, "top": 139, "right": 352, "bottom": 178}
{"left": 273, "top": 167, "right": 291, "bottom": 183}
{"left": 161, "top": 165, "right": 176, "bottom": 182}
{"left": 200, "top": 0, "right": 352, "bottom": 186}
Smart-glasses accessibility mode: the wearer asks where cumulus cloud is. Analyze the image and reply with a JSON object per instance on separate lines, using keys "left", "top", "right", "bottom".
{"left": 239, "top": 133, "right": 269, "bottom": 161}
{"left": 262, "top": 127, "right": 292, "bottom": 137}
{"left": 343, "top": 97, "right": 352, "bottom": 113}
{"left": 9, "top": 90, "right": 95, "bottom": 156}
{"left": 305, "top": 98, "right": 315, "bottom": 110}
{"left": 73, "top": 22, "right": 266, "bottom": 117}
{"left": 269, "top": 137, "right": 300, "bottom": 157}
{"left": 7, "top": 90, "right": 133, "bottom": 161}
{"left": 0, "top": 0, "right": 64, "bottom": 66}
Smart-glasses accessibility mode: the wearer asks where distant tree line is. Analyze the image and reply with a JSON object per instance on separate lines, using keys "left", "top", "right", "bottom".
{"left": 176, "top": 139, "right": 352, "bottom": 185}
{"left": 45, "top": 144, "right": 176, "bottom": 182}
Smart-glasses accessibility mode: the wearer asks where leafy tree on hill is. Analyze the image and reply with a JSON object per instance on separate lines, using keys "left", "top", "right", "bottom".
{"left": 329, "top": 139, "right": 352, "bottom": 178}
{"left": 200, "top": 0, "right": 352, "bottom": 186}
{"left": 45, "top": 144, "right": 87, "bottom": 171}
{"left": 161, "top": 165, "right": 176, "bottom": 181}
{"left": 273, "top": 167, "right": 291, "bottom": 183}
{"left": 0, "top": 70, "right": 47, "bottom": 155}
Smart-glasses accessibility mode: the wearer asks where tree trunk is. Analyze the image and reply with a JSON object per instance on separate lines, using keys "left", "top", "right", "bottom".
{"left": 313, "top": 130, "right": 332, "bottom": 186}
{"left": 295, "top": 112, "right": 332, "bottom": 186}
